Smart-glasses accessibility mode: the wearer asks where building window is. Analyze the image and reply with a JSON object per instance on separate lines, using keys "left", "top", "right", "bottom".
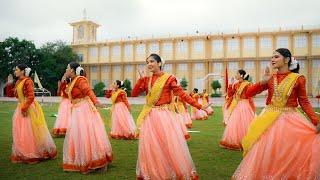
{"left": 102, "top": 65, "right": 109, "bottom": 73}
{"left": 193, "top": 78, "right": 203, "bottom": 91}
{"left": 103, "top": 80, "right": 109, "bottom": 87}
{"left": 149, "top": 42, "right": 159, "bottom": 54}
{"left": 212, "top": 39, "right": 223, "bottom": 52}
{"left": 193, "top": 40, "right": 204, "bottom": 53}
{"left": 243, "top": 38, "right": 256, "bottom": 50}
{"left": 164, "top": 64, "right": 172, "bottom": 72}
{"left": 77, "top": 54, "right": 83, "bottom": 62}
{"left": 91, "top": 80, "right": 98, "bottom": 87}
{"left": 90, "top": 66, "right": 97, "bottom": 73}
{"left": 194, "top": 63, "right": 204, "bottom": 70}
{"left": 89, "top": 47, "right": 98, "bottom": 57}
{"left": 228, "top": 62, "right": 238, "bottom": 70}
{"left": 113, "top": 65, "right": 121, "bottom": 72}
{"left": 213, "top": 62, "right": 223, "bottom": 72}
{"left": 276, "top": 36, "right": 289, "bottom": 48}
{"left": 136, "top": 43, "right": 146, "bottom": 55}
{"left": 244, "top": 61, "right": 255, "bottom": 69}
{"left": 178, "top": 63, "right": 188, "bottom": 71}
{"left": 112, "top": 45, "right": 121, "bottom": 58}
{"left": 101, "top": 46, "right": 109, "bottom": 57}
{"left": 124, "top": 44, "right": 133, "bottom": 57}
{"left": 78, "top": 25, "right": 84, "bottom": 39}
{"left": 162, "top": 42, "right": 173, "bottom": 54}
{"left": 294, "top": 35, "right": 307, "bottom": 48}
{"left": 312, "top": 34, "right": 320, "bottom": 48}
{"left": 176, "top": 41, "right": 188, "bottom": 53}
{"left": 260, "top": 37, "right": 272, "bottom": 49}
{"left": 227, "top": 39, "right": 239, "bottom": 51}
{"left": 125, "top": 65, "right": 133, "bottom": 72}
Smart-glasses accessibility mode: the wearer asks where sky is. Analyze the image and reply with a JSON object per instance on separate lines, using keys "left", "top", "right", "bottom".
{"left": 1, "top": 0, "right": 319, "bottom": 47}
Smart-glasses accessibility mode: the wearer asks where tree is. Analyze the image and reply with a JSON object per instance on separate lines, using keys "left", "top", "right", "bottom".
{"left": 123, "top": 79, "right": 132, "bottom": 96}
{"left": 0, "top": 37, "right": 40, "bottom": 82}
{"left": 211, "top": 80, "right": 221, "bottom": 94}
{"left": 93, "top": 82, "right": 106, "bottom": 97}
{"left": 36, "top": 40, "right": 77, "bottom": 95}
{"left": 180, "top": 77, "right": 188, "bottom": 90}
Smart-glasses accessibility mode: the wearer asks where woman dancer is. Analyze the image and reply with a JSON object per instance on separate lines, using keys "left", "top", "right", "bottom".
{"left": 190, "top": 88, "right": 208, "bottom": 120}
{"left": 233, "top": 48, "right": 320, "bottom": 179}
{"left": 11, "top": 64, "right": 57, "bottom": 164}
{"left": 201, "top": 89, "right": 214, "bottom": 115}
{"left": 63, "top": 62, "right": 113, "bottom": 174}
{"left": 105, "top": 80, "right": 137, "bottom": 139}
{"left": 132, "top": 54, "right": 210, "bottom": 179}
{"left": 52, "top": 73, "right": 72, "bottom": 136}
{"left": 219, "top": 69, "right": 256, "bottom": 150}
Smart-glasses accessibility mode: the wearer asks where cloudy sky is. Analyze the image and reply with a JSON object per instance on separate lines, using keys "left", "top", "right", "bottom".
{"left": 1, "top": 0, "right": 319, "bottom": 47}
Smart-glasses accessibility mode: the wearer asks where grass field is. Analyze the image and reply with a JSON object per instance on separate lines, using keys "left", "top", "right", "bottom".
{"left": 2, "top": 102, "right": 317, "bottom": 179}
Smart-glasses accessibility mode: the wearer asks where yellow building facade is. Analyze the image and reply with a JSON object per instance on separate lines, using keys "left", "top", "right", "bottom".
{"left": 70, "top": 20, "right": 320, "bottom": 96}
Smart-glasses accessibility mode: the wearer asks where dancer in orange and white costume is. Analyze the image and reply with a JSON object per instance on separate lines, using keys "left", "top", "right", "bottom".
{"left": 132, "top": 54, "right": 210, "bottom": 179}
{"left": 201, "top": 89, "right": 214, "bottom": 115}
{"left": 232, "top": 48, "right": 320, "bottom": 179}
{"left": 219, "top": 70, "right": 256, "bottom": 150}
{"left": 62, "top": 62, "right": 113, "bottom": 174}
{"left": 190, "top": 88, "right": 208, "bottom": 120}
{"left": 105, "top": 80, "right": 137, "bottom": 139}
{"left": 11, "top": 64, "right": 57, "bottom": 164}
{"left": 52, "top": 73, "right": 72, "bottom": 136}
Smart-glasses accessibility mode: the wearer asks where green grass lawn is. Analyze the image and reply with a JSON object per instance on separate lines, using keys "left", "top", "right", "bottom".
{"left": 1, "top": 102, "right": 317, "bottom": 179}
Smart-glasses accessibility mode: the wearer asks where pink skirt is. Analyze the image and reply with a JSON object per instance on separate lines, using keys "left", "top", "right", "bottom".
{"left": 136, "top": 108, "right": 198, "bottom": 180}
{"left": 11, "top": 102, "right": 57, "bottom": 164}
{"left": 176, "top": 113, "right": 191, "bottom": 140}
{"left": 205, "top": 106, "right": 214, "bottom": 116}
{"left": 191, "top": 107, "right": 208, "bottom": 121}
{"left": 53, "top": 98, "right": 72, "bottom": 136}
{"left": 110, "top": 102, "right": 137, "bottom": 139}
{"left": 222, "top": 103, "right": 229, "bottom": 126}
{"left": 63, "top": 99, "right": 113, "bottom": 174}
{"left": 232, "top": 111, "right": 320, "bottom": 179}
{"left": 182, "top": 111, "right": 193, "bottom": 128}
{"left": 220, "top": 99, "right": 255, "bottom": 150}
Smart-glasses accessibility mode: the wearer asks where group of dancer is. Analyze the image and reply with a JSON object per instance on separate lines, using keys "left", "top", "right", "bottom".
{"left": 9, "top": 48, "right": 320, "bottom": 179}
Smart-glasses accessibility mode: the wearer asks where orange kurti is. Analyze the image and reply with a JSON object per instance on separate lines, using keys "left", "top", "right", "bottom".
{"left": 106, "top": 89, "right": 130, "bottom": 110}
{"left": 69, "top": 77, "right": 98, "bottom": 104}
{"left": 132, "top": 73, "right": 202, "bottom": 109}
{"left": 227, "top": 81, "right": 256, "bottom": 112}
{"left": 246, "top": 72, "right": 319, "bottom": 125}
{"left": 14, "top": 77, "right": 34, "bottom": 112}
{"left": 58, "top": 81, "right": 68, "bottom": 98}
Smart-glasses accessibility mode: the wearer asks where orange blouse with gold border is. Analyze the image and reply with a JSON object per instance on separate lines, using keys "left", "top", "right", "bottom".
{"left": 105, "top": 89, "right": 131, "bottom": 110}
{"left": 131, "top": 72, "right": 202, "bottom": 109}
{"left": 14, "top": 77, "right": 34, "bottom": 112}
{"left": 245, "top": 72, "right": 319, "bottom": 126}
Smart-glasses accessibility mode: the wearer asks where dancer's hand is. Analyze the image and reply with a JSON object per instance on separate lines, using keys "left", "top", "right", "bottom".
{"left": 316, "top": 124, "right": 320, "bottom": 134}
{"left": 262, "top": 66, "right": 271, "bottom": 83}
{"left": 201, "top": 103, "right": 212, "bottom": 110}
{"left": 22, "top": 111, "right": 27, "bottom": 117}
{"left": 230, "top": 77, "right": 235, "bottom": 84}
{"left": 138, "top": 67, "right": 146, "bottom": 78}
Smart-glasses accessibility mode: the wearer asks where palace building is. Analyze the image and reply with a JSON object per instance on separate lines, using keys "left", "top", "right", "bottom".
{"left": 70, "top": 19, "right": 320, "bottom": 96}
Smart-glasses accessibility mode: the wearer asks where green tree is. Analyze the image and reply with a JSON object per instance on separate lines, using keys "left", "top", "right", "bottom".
{"left": 180, "top": 77, "right": 188, "bottom": 90}
{"left": 0, "top": 37, "right": 40, "bottom": 82}
{"left": 123, "top": 79, "right": 132, "bottom": 96}
{"left": 211, "top": 80, "right": 221, "bottom": 94}
{"left": 93, "top": 82, "right": 106, "bottom": 97}
{"left": 36, "top": 40, "right": 77, "bottom": 95}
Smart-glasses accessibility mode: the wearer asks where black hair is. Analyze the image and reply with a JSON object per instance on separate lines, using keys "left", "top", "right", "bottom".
{"left": 147, "top": 53, "right": 162, "bottom": 70}
{"left": 16, "top": 63, "right": 31, "bottom": 77}
{"left": 238, "top": 69, "right": 249, "bottom": 81}
{"left": 115, "top": 80, "right": 124, "bottom": 88}
{"left": 275, "top": 48, "right": 300, "bottom": 73}
{"left": 193, "top": 88, "right": 198, "bottom": 93}
{"left": 69, "top": 62, "right": 84, "bottom": 76}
